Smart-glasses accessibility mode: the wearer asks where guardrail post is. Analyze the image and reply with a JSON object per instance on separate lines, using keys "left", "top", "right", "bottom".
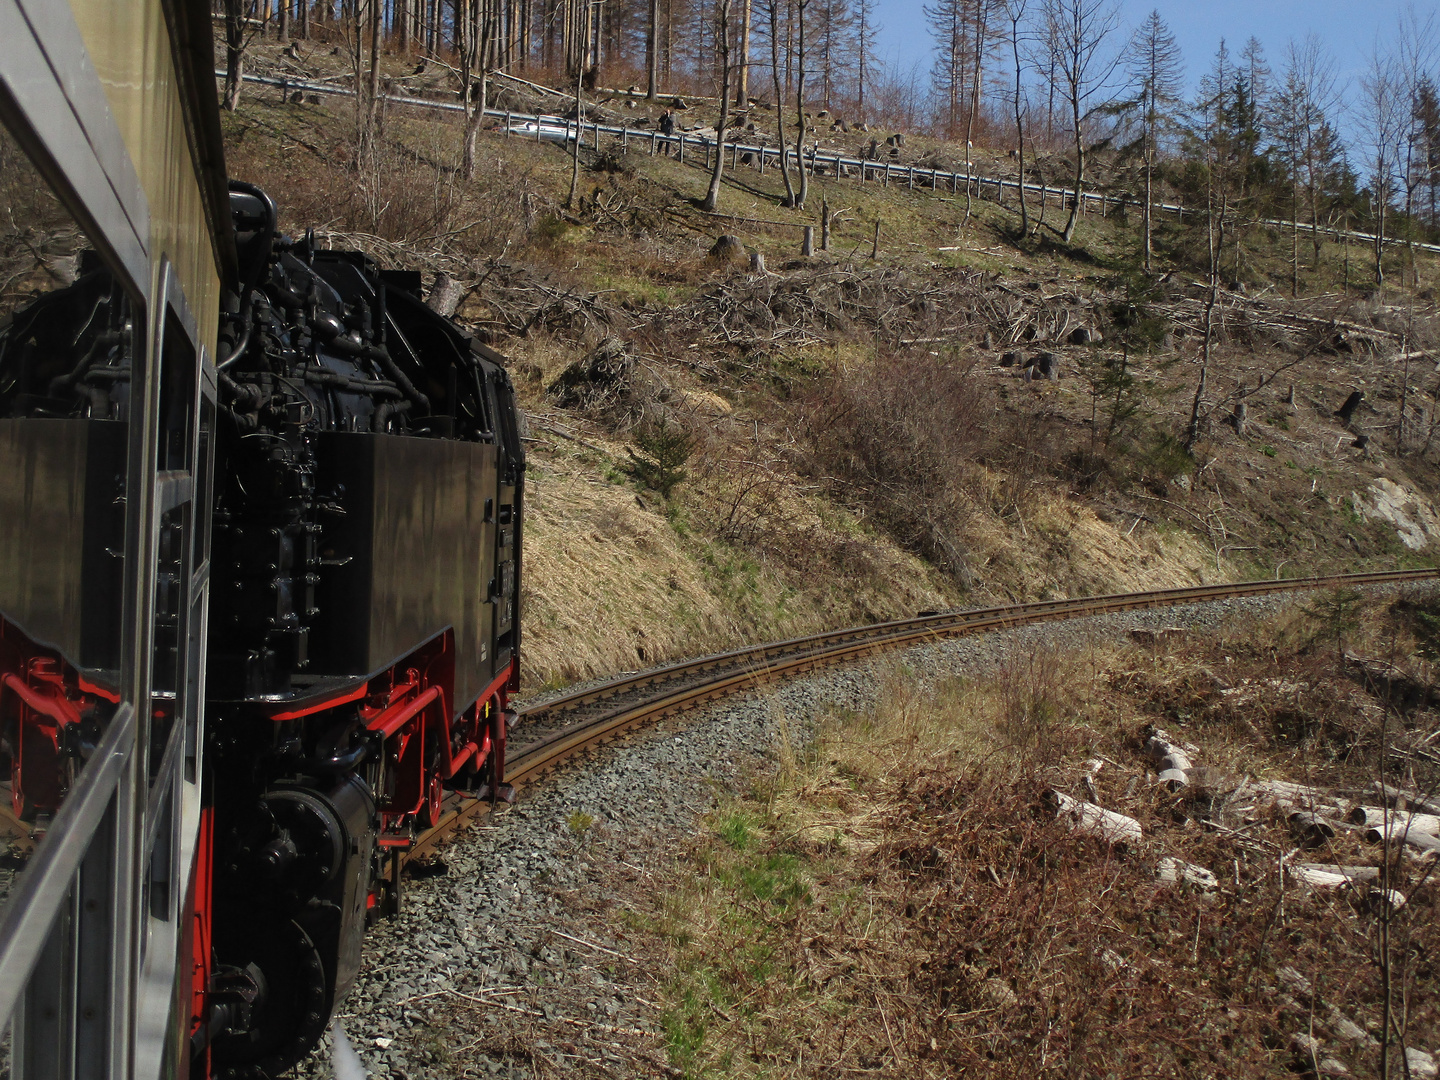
{"left": 594, "top": 122, "right": 600, "bottom": 150}
{"left": 622, "top": 122, "right": 628, "bottom": 151}
{"left": 678, "top": 135, "right": 685, "bottom": 163}
{"left": 883, "top": 162, "right": 889, "bottom": 188}
{"left": 908, "top": 167, "right": 914, "bottom": 190}
{"left": 504, "top": 110, "right": 512, "bottom": 136}
{"left": 650, "top": 131, "right": 657, "bottom": 154}
{"left": 536, "top": 117, "right": 543, "bottom": 142}
{"left": 759, "top": 148, "right": 765, "bottom": 175}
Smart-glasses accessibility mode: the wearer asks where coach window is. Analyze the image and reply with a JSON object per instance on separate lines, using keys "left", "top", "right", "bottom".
{"left": 0, "top": 117, "right": 134, "bottom": 937}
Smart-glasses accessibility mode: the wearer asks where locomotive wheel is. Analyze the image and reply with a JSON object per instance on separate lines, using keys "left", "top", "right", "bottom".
{"left": 420, "top": 772, "right": 443, "bottom": 829}
{"left": 210, "top": 918, "right": 330, "bottom": 1080}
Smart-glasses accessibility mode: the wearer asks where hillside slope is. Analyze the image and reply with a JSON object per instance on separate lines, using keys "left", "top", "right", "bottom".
{"left": 220, "top": 43, "right": 1440, "bottom": 692}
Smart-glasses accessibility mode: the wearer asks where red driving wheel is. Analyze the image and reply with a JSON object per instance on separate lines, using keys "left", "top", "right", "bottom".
{"left": 420, "top": 771, "right": 443, "bottom": 829}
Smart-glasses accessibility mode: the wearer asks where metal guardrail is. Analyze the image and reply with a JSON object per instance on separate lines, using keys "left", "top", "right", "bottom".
{"left": 228, "top": 69, "right": 1440, "bottom": 255}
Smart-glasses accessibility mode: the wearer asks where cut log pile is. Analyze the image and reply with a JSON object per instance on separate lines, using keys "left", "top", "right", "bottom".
{"left": 1042, "top": 722, "right": 1439, "bottom": 1073}
{"left": 1047, "top": 723, "right": 1440, "bottom": 890}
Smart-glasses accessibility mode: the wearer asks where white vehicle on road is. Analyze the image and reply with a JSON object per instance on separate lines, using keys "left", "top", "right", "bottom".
{"left": 507, "top": 117, "right": 577, "bottom": 143}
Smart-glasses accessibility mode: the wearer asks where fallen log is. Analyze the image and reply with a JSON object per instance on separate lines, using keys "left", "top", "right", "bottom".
{"left": 1372, "top": 781, "right": 1440, "bottom": 816}
{"left": 1289, "top": 811, "right": 1337, "bottom": 848}
{"left": 1364, "top": 824, "right": 1440, "bottom": 853}
{"left": 1156, "top": 856, "right": 1218, "bottom": 890}
{"left": 1293, "top": 863, "right": 1380, "bottom": 883}
{"left": 1047, "top": 790, "right": 1142, "bottom": 844}
{"left": 1347, "top": 806, "right": 1440, "bottom": 837}
{"left": 1142, "top": 725, "right": 1195, "bottom": 787}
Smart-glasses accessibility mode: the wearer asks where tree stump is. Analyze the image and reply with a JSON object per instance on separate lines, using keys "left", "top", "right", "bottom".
{"left": 709, "top": 234, "right": 745, "bottom": 262}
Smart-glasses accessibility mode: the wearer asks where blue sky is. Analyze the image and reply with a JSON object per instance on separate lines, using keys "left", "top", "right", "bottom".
{"left": 870, "top": 1, "right": 1418, "bottom": 100}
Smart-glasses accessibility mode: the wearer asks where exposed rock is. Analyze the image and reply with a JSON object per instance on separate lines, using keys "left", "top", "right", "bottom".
{"left": 1408, "top": 1048, "right": 1438, "bottom": 1080}
{"left": 1068, "top": 326, "right": 1101, "bottom": 345}
{"left": 1352, "top": 478, "right": 1440, "bottom": 551}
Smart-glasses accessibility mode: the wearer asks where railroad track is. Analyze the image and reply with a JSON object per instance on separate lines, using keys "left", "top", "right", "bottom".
{"left": 404, "top": 566, "right": 1439, "bottom": 863}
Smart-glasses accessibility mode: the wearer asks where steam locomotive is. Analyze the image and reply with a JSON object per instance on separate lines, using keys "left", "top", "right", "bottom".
{"left": 0, "top": 4, "right": 524, "bottom": 1077}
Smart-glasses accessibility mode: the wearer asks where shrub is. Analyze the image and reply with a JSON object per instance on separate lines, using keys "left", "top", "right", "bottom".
{"left": 626, "top": 420, "right": 695, "bottom": 499}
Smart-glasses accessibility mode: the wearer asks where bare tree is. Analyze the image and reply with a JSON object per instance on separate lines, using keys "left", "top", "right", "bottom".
{"left": 855, "top": 0, "right": 880, "bottom": 121}
{"left": 1185, "top": 43, "right": 1235, "bottom": 451}
{"left": 1394, "top": 7, "right": 1438, "bottom": 285}
{"left": 961, "top": 0, "right": 996, "bottom": 228}
{"left": 1003, "top": 0, "right": 1030, "bottom": 236}
{"left": 1361, "top": 48, "right": 1404, "bottom": 288}
{"left": 1040, "top": 0, "right": 1123, "bottom": 244}
{"left": 647, "top": 0, "right": 661, "bottom": 98}
{"left": 766, "top": 0, "right": 800, "bottom": 207}
{"left": 795, "top": 0, "right": 811, "bottom": 208}
{"left": 735, "top": 0, "right": 753, "bottom": 104}
{"left": 1123, "top": 9, "right": 1184, "bottom": 271}
{"left": 222, "top": 0, "right": 263, "bottom": 111}
{"left": 702, "top": 0, "right": 736, "bottom": 212}
{"left": 459, "top": 0, "right": 499, "bottom": 181}
{"left": 1274, "top": 36, "right": 1338, "bottom": 295}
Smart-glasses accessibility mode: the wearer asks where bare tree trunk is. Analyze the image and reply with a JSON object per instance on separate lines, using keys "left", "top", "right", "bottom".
{"left": 794, "top": 0, "right": 809, "bottom": 209}
{"left": 735, "top": 0, "right": 751, "bottom": 105}
{"left": 768, "top": 0, "right": 798, "bottom": 208}
{"left": 1187, "top": 196, "right": 1224, "bottom": 450}
{"left": 462, "top": 0, "right": 497, "bottom": 180}
{"left": 566, "top": 46, "right": 584, "bottom": 208}
{"left": 701, "top": 0, "right": 733, "bottom": 212}
{"left": 1011, "top": 9, "right": 1029, "bottom": 238}
{"left": 962, "top": 0, "right": 990, "bottom": 229}
{"left": 1062, "top": 91, "right": 1083, "bottom": 243}
{"left": 646, "top": 0, "right": 660, "bottom": 99}
{"left": 223, "top": 0, "right": 250, "bottom": 111}
{"left": 1374, "top": 198, "right": 1386, "bottom": 287}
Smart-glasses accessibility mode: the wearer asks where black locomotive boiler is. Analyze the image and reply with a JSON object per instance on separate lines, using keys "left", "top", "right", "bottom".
{"left": 201, "top": 184, "right": 526, "bottom": 1076}
{"left": 0, "top": 180, "right": 525, "bottom": 1078}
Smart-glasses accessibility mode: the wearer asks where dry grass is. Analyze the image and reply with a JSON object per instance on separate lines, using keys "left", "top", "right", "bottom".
{"left": 646, "top": 591, "right": 1440, "bottom": 1078}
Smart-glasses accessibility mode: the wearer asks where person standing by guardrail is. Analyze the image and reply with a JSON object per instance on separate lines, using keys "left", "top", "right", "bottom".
{"left": 659, "top": 109, "right": 675, "bottom": 155}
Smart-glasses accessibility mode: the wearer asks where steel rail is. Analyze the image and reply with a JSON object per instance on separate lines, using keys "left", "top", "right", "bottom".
{"left": 402, "top": 566, "right": 1437, "bottom": 861}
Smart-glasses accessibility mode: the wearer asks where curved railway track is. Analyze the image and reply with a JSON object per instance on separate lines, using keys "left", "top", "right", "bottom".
{"left": 404, "top": 566, "right": 1439, "bottom": 863}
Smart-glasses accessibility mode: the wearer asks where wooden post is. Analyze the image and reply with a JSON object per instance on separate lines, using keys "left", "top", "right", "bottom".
{"left": 622, "top": 122, "right": 628, "bottom": 151}
{"left": 505, "top": 111, "right": 512, "bottom": 136}
{"left": 594, "top": 122, "right": 600, "bottom": 150}
{"left": 704, "top": 139, "right": 711, "bottom": 169}
{"left": 908, "top": 167, "right": 914, "bottom": 190}
{"left": 678, "top": 135, "right": 684, "bottom": 163}
{"left": 883, "top": 162, "right": 889, "bottom": 188}
{"left": 759, "top": 148, "right": 765, "bottom": 175}
{"left": 801, "top": 225, "right": 814, "bottom": 256}
{"left": 871, "top": 219, "right": 879, "bottom": 258}
{"left": 650, "top": 131, "right": 657, "bottom": 154}
{"left": 821, "top": 197, "right": 830, "bottom": 250}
